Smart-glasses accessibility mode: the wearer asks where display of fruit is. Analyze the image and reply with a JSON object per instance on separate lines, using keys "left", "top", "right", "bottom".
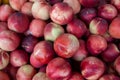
{"left": 0, "top": 0, "right": 120, "bottom": 80}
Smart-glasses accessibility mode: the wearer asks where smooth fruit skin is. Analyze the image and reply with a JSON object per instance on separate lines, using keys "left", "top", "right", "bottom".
{"left": 8, "top": 12, "right": 29, "bottom": 33}
{"left": 54, "top": 33, "right": 79, "bottom": 58}
{"left": 32, "top": 41, "right": 55, "bottom": 65}
{"left": 30, "top": 53, "right": 43, "bottom": 68}
{"left": 114, "top": 56, "right": 120, "bottom": 75}
{"left": 9, "top": 0, "right": 27, "bottom": 11}
{"left": 69, "top": 72, "right": 84, "bottom": 80}
{"left": 22, "top": 35, "right": 38, "bottom": 53}
{"left": 80, "top": 57, "right": 105, "bottom": 80}
{"left": 0, "top": 71, "right": 10, "bottom": 80}
{"left": 0, "top": 30, "right": 20, "bottom": 51}
{"left": 63, "top": 0, "right": 81, "bottom": 14}
{"left": 2, "top": 64, "right": 18, "bottom": 80}
{"left": 16, "top": 64, "right": 36, "bottom": 80}
{"left": 32, "top": 72, "right": 50, "bottom": 80}
{"left": 46, "top": 57, "right": 71, "bottom": 80}
{"left": 44, "top": 22, "right": 64, "bottom": 41}
{"left": 87, "top": 35, "right": 107, "bottom": 55}
{"left": 0, "top": 4, "right": 14, "bottom": 21}
{"left": 109, "top": 16, "right": 120, "bottom": 39}
{"left": 10, "top": 49, "right": 29, "bottom": 67}
{"left": 101, "top": 43, "right": 120, "bottom": 62}
{"left": 89, "top": 17, "right": 108, "bottom": 35}
{"left": 99, "top": 74, "right": 120, "bottom": 80}
{"left": 98, "top": 4, "right": 118, "bottom": 20}
{"left": 72, "top": 39, "right": 88, "bottom": 61}
{"left": 50, "top": 2, "right": 73, "bottom": 25}
{"left": 29, "top": 19, "right": 46, "bottom": 37}
{"left": 21, "top": 2, "right": 33, "bottom": 16}
{"left": 67, "top": 18, "right": 87, "bottom": 38}
{"left": 32, "top": 1, "right": 51, "bottom": 20}
{"left": 0, "top": 22, "right": 8, "bottom": 32}
{"left": 111, "top": 0, "right": 120, "bottom": 12}
{"left": 79, "top": 8, "right": 97, "bottom": 24}
{"left": 79, "top": 0, "right": 99, "bottom": 7}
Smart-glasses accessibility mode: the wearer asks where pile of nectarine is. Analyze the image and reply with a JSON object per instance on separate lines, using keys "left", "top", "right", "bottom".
{"left": 0, "top": 0, "right": 120, "bottom": 80}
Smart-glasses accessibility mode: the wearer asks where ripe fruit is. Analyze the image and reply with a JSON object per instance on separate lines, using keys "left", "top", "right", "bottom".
{"left": 46, "top": 57, "right": 71, "bottom": 80}
{"left": 9, "top": 0, "right": 27, "bottom": 11}
{"left": 29, "top": 19, "right": 46, "bottom": 37}
{"left": 8, "top": 12, "right": 29, "bottom": 33}
{"left": 80, "top": 57, "right": 105, "bottom": 80}
{"left": 79, "top": 0, "right": 99, "bottom": 7}
{"left": 32, "top": 41, "right": 55, "bottom": 65}
{"left": 16, "top": 64, "right": 36, "bottom": 80}
{"left": 98, "top": 4, "right": 118, "bottom": 20}
{"left": 10, "top": 49, "right": 29, "bottom": 67}
{"left": 89, "top": 17, "right": 108, "bottom": 35}
{"left": 54, "top": 33, "right": 79, "bottom": 58}
{"left": 44, "top": 22, "right": 64, "bottom": 41}
{"left": 67, "top": 18, "right": 87, "bottom": 38}
{"left": 87, "top": 35, "right": 107, "bottom": 55}
{"left": 32, "top": 1, "right": 51, "bottom": 20}
{"left": 109, "top": 16, "right": 120, "bottom": 39}
{"left": 0, "top": 30, "right": 20, "bottom": 51}
{"left": 50, "top": 2, "right": 73, "bottom": 25}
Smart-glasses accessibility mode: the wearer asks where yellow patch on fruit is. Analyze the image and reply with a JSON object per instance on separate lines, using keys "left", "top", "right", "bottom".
{"left": 0, "top": 0, "right": 1, "bottom": 5}
{"left": 2, "top": 0, "right": 9, "bottom": 4}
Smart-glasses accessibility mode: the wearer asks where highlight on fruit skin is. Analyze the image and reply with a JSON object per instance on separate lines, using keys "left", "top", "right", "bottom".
{"left": 80, "top": 56, "right": 105, "bottom": 80}
{"left": 50, "top": 2, "right": 74, "bottom": 25}
{"left": 54, "top": 33, "right": 80, "bottom": 58}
